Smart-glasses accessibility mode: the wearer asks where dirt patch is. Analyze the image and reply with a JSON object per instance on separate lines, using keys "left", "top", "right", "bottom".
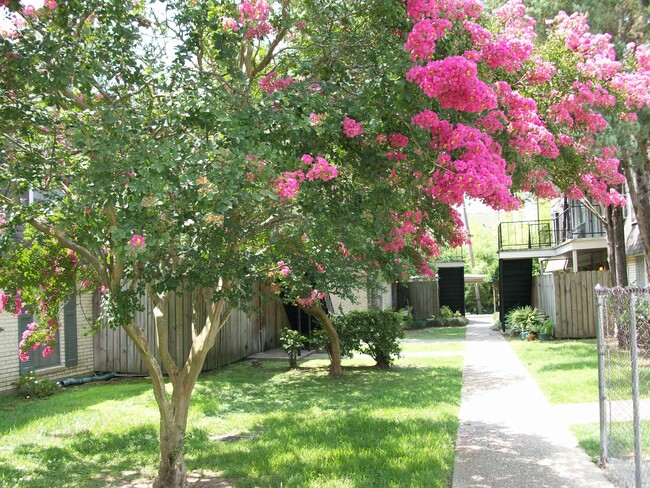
{"left": 109, "top": 471, "right": 235, "bottom": 487}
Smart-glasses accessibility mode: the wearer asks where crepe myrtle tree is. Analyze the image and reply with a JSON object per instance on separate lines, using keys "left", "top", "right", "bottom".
{"left": 0, "top": 1, "right": 352, "bottom": 486}
{"left": 1, "top": 0, "right": 639, "bottom": 487}
{"left": 0, "top": 0, "right": 463, "bottom": 486}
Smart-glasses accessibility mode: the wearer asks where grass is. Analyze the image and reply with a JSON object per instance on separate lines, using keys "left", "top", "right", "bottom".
{"left": 0, "top": 351, "right": 463, "bottom": 488}
{"left": 401, "top": 327, "right": 466, "bottom": 354}
{"left": 571, "top": 421, "right": 650, "bottom": 461}
{"left": 510, "top": 337, "right": 650, "bottom": 404}
{"left": 508, "top": 338, "right": 600, "bottom": 404}
{"left": 403, "top": 326, "right": 466, "bottom": 342}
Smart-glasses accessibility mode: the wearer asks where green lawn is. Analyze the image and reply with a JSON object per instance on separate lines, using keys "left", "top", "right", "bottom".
{"left": 403, "top": 326, "right": 466, "bottom": 342}
{"left": 571, "top": 421, "right": 650, "bottom": 461}
{"left": 508, "top": 338, "right": 600, "bottom": 404}
{"left": 0, "top": 354, "right": 463, "bottom": 488}
{"left": 510, "top": 338, "right": 650, "bottom": 404}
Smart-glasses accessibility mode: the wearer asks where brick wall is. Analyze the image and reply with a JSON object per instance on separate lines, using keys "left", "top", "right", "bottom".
{"left": 0, "top": 293, "right": 96, "bottom": 393}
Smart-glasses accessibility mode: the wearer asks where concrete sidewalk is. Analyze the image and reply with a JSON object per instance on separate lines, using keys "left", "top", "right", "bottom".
{"left": 452, "top": 315, "right": 615, "bottom": 488}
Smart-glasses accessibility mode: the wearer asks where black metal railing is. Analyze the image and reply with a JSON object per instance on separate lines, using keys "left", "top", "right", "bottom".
{"left": 498, "top": 220, "right": 553, "bottom": 251}
{"left": 498, "top": 214, "right": 606, "bottom": 252}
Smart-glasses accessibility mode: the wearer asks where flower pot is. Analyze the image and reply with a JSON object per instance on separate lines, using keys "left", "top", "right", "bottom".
{"left": 520, "top": 331, "right": 529, "bottom": 340}
{"left": 539, "top": 332, "right": 551, "bottom": 341}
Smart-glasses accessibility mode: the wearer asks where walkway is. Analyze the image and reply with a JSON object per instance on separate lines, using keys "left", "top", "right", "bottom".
{"left": 452, "top": 315, "right": 615, "bottom": 488}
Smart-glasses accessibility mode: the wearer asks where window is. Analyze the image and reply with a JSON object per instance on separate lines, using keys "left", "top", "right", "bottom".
{"left": 18, "top": 312, "right": 60, "bottom": 374}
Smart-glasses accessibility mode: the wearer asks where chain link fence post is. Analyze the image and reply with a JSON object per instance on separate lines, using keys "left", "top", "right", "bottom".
{"left": 595, "top": 283, "right": 608, "bottom": 465}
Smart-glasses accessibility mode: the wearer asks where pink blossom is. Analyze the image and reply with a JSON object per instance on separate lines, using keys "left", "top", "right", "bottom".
{"left": 258, "top": 72, "right": 295, "bottom": 94}
{"left": 19, "top": 350, "right": 30, "bottom": 362}
{"left": 42, "top": 346, "right": 54, "bottom": 357}
{"left": 306, "top": 156, "right": 338, "bottom": 182}
{"left": 309, "top": 113, "right": 322, "bottom": 125}
{"left": 277, "top": 261, "right": 291, "bottom": 276}
{"left": 343, "top": 117, "right": 363, "bottom": 138}
{"left": 376, "top": 134, "right": 388, "bottom": 144}
{"left": 404, "top": 18, "right": 452, "bottom": 61}
{"left": 129, "top": 234, "right": 146, "bottom": 249}
{"left": 22, "top": 5, "right": 37, "bottom": 16}
{"left": 222, "top": 17, "right": 239, "bottom": 31}
{"left": 0, "top": 289, "right": 8, "bottom": 314}
{"left": 388, "top": 133, "right": 409, "bottom": 148}
{"left": 13, "top": 296, "right": 23, "bottom": 316}
{"left": 407, "top": 57, "right": 497, "bottom": 113}
{"left": 339, "top": 242, "right": 350, "bottom": 258}
{"left": 274, "top": 170, "right": 305, "bottom": 201}
{"left": 45, "top": 0, "right": 58, "bottom": 10}
{"left": 301, "top": 154, "right": 314, "bottom": 165}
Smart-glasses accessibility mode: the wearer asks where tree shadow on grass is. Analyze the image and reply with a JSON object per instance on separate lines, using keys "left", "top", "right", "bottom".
{"left": 191, "top": 363, "right": 462, "bottom": 419}
{"left": 5, "top": 425, "right": 159, "bottom": 488}
{"left": 187, "top": 411, "right": 458, "bottom": 488}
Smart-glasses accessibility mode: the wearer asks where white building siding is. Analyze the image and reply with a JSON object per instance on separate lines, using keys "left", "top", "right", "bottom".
{"left": 329, "top": 282, "right": 393, "bottom": 315}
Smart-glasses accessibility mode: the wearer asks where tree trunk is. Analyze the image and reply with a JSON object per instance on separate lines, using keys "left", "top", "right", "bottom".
{"left": 606, "top": 206, "right": 618, "bottom": 286}
{"left": 301, "top": 302, "right": 342, "bottom": 376}
{"left": 625, "top": 134, "right": 650, "bottom": 281}
{"left": 154, "top": 392, "right": 191, "bottom": 488}
{"left": 612, "top": 204, "right": 628, "bottom": 287}
{"left": 120, "top": 286, "right": 231, "bottom": 488}
{"left": 123, "top": 320, "right": 189, "bottom": 488}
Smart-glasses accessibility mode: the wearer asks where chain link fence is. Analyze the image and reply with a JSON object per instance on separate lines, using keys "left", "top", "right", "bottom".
{"left": 596, "top": 285, "right": 650, "bottom": 488}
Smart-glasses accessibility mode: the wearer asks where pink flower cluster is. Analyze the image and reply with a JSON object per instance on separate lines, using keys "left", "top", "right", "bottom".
{"left": 343, "top": 117, "right": 363, "bottom": 138}
{"left": 611, "top": 45, "right": 650, "bottom": 109}
{"left": 404, "top": 18, "right": 452, "bottom": 61}
{"left": 277, "top": 260, "right": 291, "bottom": 276}
{"left": 274, "top": 155, "right": 339, "bottom": 200}
{"left": 389, "top": 133, "right": 409, "bottom": 149}
{"left": 405, "top": 0, "right": 483, "bottom": 22}
{"left": 296, "top": 290, "right": 327, "bottom": 308}
{"left": 548, "top": 81, "right": 613, "bottom": 133}
{"left": 129, "top": 234, "right": 146, "bottom": 249}
{"left": 551, "top": 11, "right": 621, "bottom": 80}
{"left": 305, "top": 155, "right": 339, "bottom": 182}
{"left": 411, "top": 109, "right": 517, "bottom": 210}
{"left": 0, "top": 289, "right": 23, "bottom": 316}
{"left": 526, "top": 57, "right": 557, "bottom": 85}
{"left": 237, "top": 0, "right": 272, "bottom": 39}
{"left": 274, "top": 170, "right": 305, "bottom": 201}
{"left": 258, "top": 72, "right": 295, "bottom": 94}
{"left": 406, "top": 57, "right": 497, "bottom": 113}
{"left": 520, "top": 170, "right": 560, "bottom": 199}
{"left": 494, "top": 82, "right": 559, "bottom": 158}
{"left": 19, "top": 319, "right": 59, "bottom": 362}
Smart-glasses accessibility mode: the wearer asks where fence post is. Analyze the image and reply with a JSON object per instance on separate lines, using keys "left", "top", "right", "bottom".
{"left": 629, "top": 293, "right": 643, "bottom": 488}
{"left": 595, "top": 283, "right": 608, "bottom": 465}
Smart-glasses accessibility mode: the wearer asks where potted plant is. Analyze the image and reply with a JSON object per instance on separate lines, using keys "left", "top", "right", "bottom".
{"left": 538, "top": 318, "right": 554, "bottom": 341}
{"left": 505, "top": 306, "right": 544, "bottom": 340}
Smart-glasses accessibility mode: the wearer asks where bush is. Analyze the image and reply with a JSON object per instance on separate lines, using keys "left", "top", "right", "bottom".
{"left": 429, "top": 316, "right": 469, "bottom": 327}
{"left": 335, "top": 310, "right": 404, "bottom": 369}
{"left": 12, "top": 371, "right": 60, "bottom": 398}
{"left": 279, "top": 328, "right": 307, "bottom": 369}
{"left": 505, "top": 306, "right": 544, "bottom": 333}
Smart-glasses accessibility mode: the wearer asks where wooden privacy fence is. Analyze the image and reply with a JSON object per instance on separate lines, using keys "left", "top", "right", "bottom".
{"left": 94, "top": 287, "right": 289, "bottom": 374}
{"left": 408, "top": 280, "right": 440, "bottom": 319}
{"left": 533, "top": 270, "right": 610, "bottom": 339}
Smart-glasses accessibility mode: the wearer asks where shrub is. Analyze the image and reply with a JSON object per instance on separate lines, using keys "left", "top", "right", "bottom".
{"left": 505, "top": 306, "right": 544, "bottom": 333}
{"left": 12, "top": 371, "right": 60, "bottom": 398}
{"left": 430, "top": 316, "right": 469, "bottom": 327}
{"left": 279, "top": 328, "right": 308, "bottom": 369}
{"left": 335, "top": 310, "right": 404, "bottom": 369}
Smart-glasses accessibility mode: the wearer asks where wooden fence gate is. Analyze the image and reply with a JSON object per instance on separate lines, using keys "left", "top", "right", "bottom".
{"left": 94, "top": 287, "right": 289, "bottom": 374}
{"left": 533, "top": 270, "right": 610, "bottom": 339}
